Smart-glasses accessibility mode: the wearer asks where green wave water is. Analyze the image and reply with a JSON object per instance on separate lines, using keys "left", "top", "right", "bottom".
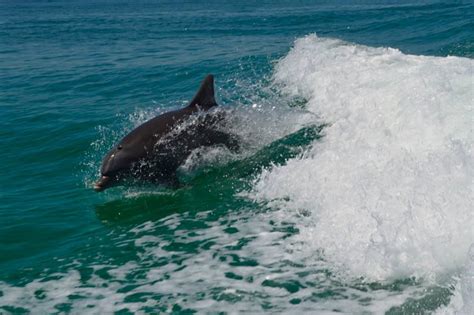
{"left": 1, "top": 1, "right": 473, "bottom": 313}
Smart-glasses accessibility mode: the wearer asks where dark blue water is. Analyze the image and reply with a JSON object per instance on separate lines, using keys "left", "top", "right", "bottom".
{"left": 1, "top": 1, "right": 473, "bottom": 313}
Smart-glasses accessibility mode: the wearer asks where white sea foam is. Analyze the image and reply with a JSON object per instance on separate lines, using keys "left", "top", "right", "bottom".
{"left": 0, "top": 210, "right": 427, "bottom": 314}
{"left": 252, "top": 34, "right": 474, "bottom": 281}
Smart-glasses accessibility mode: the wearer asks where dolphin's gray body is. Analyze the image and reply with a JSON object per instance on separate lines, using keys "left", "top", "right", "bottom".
{"left": 94, "top": 74, "right": 238, "bottom": 191}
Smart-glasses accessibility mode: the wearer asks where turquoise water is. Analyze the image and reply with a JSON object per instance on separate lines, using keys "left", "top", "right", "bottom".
{"left": 1, "top": 1, "right": 473, "bottom": 313}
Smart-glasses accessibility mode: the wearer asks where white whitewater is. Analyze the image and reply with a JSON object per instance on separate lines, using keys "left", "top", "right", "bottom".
{"left": 252, "top": 34, "right": 473, "bottom": 310}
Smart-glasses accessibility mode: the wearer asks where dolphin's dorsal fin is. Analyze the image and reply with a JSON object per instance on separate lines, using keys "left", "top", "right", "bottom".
{"left": 188, "top": 74, "right": 218, "bottom": 110}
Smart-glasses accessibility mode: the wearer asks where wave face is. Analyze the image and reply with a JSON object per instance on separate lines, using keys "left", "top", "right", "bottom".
{"left": 253, "top": 35, "right": 474, "bottom": 281}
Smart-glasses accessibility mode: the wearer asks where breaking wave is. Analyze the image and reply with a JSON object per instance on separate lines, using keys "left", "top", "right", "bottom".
{"left": 252, "top": 34, "right": 473, "bottom": 304}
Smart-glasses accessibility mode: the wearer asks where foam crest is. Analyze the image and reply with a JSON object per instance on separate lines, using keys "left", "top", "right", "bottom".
{"left": 253, "top": 34, "right": 474, "bottom": 280}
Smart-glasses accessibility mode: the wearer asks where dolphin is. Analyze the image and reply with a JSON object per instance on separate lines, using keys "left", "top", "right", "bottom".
{"left": 94, "top": 74, "right": 239, "bottom": 192}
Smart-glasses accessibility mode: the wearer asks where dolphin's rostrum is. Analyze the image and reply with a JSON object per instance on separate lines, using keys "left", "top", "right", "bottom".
{"left": 94, "top": 74, "right": 239, "bottom": 192}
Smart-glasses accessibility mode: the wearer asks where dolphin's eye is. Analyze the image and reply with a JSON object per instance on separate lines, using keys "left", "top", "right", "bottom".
{"left": 117, "top": 145, "right": 123, "bottom": 150}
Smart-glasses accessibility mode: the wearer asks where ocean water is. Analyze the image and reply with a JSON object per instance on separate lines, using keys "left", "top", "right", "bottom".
{"left": 1, "top": 1, "right": 473, "bottom": 314}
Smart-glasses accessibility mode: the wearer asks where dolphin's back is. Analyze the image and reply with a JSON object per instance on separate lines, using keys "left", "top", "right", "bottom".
{"left": 120, "top": 108, "right": 192, "bottom": 151}
{"left": 120, "top": 74, "right": 218, "bottom": 151}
